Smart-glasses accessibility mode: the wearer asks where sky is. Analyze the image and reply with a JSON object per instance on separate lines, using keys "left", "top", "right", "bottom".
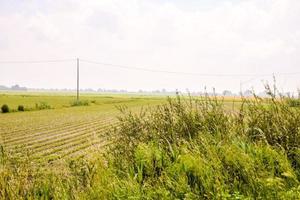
{"left": 0, "top": 0, "right": 300, "bottom": 93}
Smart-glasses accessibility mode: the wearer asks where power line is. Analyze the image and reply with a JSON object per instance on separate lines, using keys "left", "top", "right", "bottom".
{"left": 81, "top": 59, "right": 300, "bottom": 77}
{"left": 0, "top": 59, "right": 75, "bottom": 64}
{"left": 0, "top": 57, "right": 299, "bottom": 78}
{"left": 81, "top": 59, "right": 258, "bottom": 77}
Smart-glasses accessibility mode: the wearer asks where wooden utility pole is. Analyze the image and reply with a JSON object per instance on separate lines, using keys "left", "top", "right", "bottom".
{"left": 239, "top": 81, "right": 242, "bottom": 95}
{"left": 77, "top": 58, "right": 79, "bottom": 102}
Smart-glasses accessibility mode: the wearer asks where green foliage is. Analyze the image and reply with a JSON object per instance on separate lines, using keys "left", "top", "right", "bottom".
{"left": 70, "top": 100, "right": 90, "bottom": 107}
{"left": 286, "top": 98, "right": 300, "bottom": 107}
{"left": 241, "top": 87, "right": 300, "bottom": 178}
{"left": 108, "top": 86, "right": 300, "bottom": 199}
{"left": 17, "top": 105, "right": 25, "bottom": 111}
{"left": 35, "top": 102, "right": 51, "bottom": 110}
{"left": 1, "top": 104, "right": 9, "bottom": 113}
{"left": 134, "top": 143, "right": 166, "bottom": 183}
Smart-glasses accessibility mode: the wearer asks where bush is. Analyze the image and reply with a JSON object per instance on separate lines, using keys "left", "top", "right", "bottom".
{"left": 1, "top": 104, "right": 9, "bottom": 113}
{"left": 70, "top": 100, "right": 90, "bottom": 107}
{"left": 17, "top": 105, "right": 25, "bottom": 111}
{"left": 35, "top": 102, "right": 51, "bottom": 110}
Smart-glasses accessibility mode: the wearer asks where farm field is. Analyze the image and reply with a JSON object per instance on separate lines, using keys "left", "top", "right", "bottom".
{"left": 0, "top": 92, "right": 166, "bottom": 162}
{"left": 0, "top": 91, "right": 299, "bottom": 199}
{"left": 0, "top": 92, "right": 244, "bottom": 163}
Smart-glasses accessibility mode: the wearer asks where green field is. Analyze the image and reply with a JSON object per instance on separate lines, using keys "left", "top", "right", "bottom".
{"left": 0, "top": 92, "right": 243, "bottom": 163}
{"left": 1, "top": 91, "right": 299, "bottom": 199}
{"left": 0, "top": 92, "right": 166, "bottom": 162}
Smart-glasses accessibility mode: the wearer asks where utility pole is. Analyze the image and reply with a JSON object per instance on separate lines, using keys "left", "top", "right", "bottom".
{"left": 77, "top": 58, "right": 79, "bottom": 102}
{"left": 239, "top": 81, "right": 242, "bottom": 95}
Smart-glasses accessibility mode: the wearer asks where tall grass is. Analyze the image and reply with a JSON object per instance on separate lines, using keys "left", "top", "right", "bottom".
{"left": 0, "top": 85, "right": 300, "bottom": 199}
{"left": 107, "top": 86, "right": 300, "bottom": 199}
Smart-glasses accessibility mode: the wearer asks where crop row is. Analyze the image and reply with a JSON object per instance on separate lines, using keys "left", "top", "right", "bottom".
{"left": 3, "top": 118, "right": 117, "bottom": 161}
{"left": 30, "top": 122, "right": 115, "bottom": 157}
{"left": 1, "top": 110, "right": 117, "bottom": 138}
{"left": 4, "top": 117, "right": 115, "bottom": 147}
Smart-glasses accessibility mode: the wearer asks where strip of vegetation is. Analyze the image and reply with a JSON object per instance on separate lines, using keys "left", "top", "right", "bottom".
{"left": 0, "top": 85, "right": 299, "bottom": 199}
{"left": 0, "top": 104, "right": 19, "bottom": 113}
{"left": 70, "top": 100, "right": 90, "bottom": 107}
{"left": 286, "top": 98, "right": 300, "bottom": 107}
{"left": 35, "top": 102, "right": 52, "bottom": 110}
{"left": 106, "top": 87, "right": 300, "bottom": 199}
{"left": 1, "top": 102, "right": 53, "bottom": 114}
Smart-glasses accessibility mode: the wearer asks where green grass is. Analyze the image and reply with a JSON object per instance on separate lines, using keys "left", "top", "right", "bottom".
{"left": 1, "top": 89, "right": 299, "bottom": 199}
{"left": 107, "top": 93, "right": 300, "bottom": 199}
{"left": 0, "top": 92, "right": 167, "bottom": 110}
{"left": 0, "top": 91, "right": 245, "bottom": 112}
{"left": 0, "top": 92, "right": 166, "bottom": 162}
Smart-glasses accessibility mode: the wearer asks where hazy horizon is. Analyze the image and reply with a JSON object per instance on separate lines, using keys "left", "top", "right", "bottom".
{"left": 1, "top": 0, "right": 300, "bottom": 93}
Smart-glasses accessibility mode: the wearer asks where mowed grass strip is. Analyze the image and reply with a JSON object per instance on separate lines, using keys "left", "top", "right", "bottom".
{"left": 1, "top": 109, "right": 118, "bottom": 137}
{"left": 0, "top": 93, "right": 166, "bottom": 162}
{"left": 65, "top": 140, "right": 112, "bottom": 160}
{"left": 4, "top": 117, "right": 115, "bottom": 146}
{"left": 5, "top": 119, "right": 117, "bottom": 159}
{"left": 70, "top": 128, "right": 121, "bottom": 160}
{"left": 1, "top": 117, "right": 100, "bottom": 137}
{"left": 36, "top": 139, "right": 109, "bottom": 162}
{"left": 28, "top": 122, "right": 115, "bottom": 156}
{"left": 34, "top": 134, "right": 106, "bottom": 160}
{"left": 60, "top": 140, "right": 109, "bottom": 159}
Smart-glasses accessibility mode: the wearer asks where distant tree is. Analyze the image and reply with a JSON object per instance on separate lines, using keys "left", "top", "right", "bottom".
{"left": 0, "top": 85, "right": 9, "bottom": 90}
{"left": 222, "top": 90, "right": 233, "bottom": 96}
{"left": 243, "top": 90, "right": 252, "bottom": 97}
{"left": 11, "top": 84, "right": 20, "bottom": 90}
{"left": 11, "top": 84, "right": 27, "bottom": 91}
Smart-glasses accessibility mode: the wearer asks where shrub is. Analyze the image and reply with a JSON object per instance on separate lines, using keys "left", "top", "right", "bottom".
{"left": 17, "top": 105, "right": 25, "bottom": 111}
{"left": 35, "top": 102, "right": 51, "bottom": 110}
{"left": 70, "top": 100, "right": 90, "bottom": 107}
{"left": 1, "top": 104, "right": 9, "bottom": 113}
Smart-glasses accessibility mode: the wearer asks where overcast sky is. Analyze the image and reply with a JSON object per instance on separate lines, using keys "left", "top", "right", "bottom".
{"left": 0, "top": 0, "right": 300, "bottom": 93}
